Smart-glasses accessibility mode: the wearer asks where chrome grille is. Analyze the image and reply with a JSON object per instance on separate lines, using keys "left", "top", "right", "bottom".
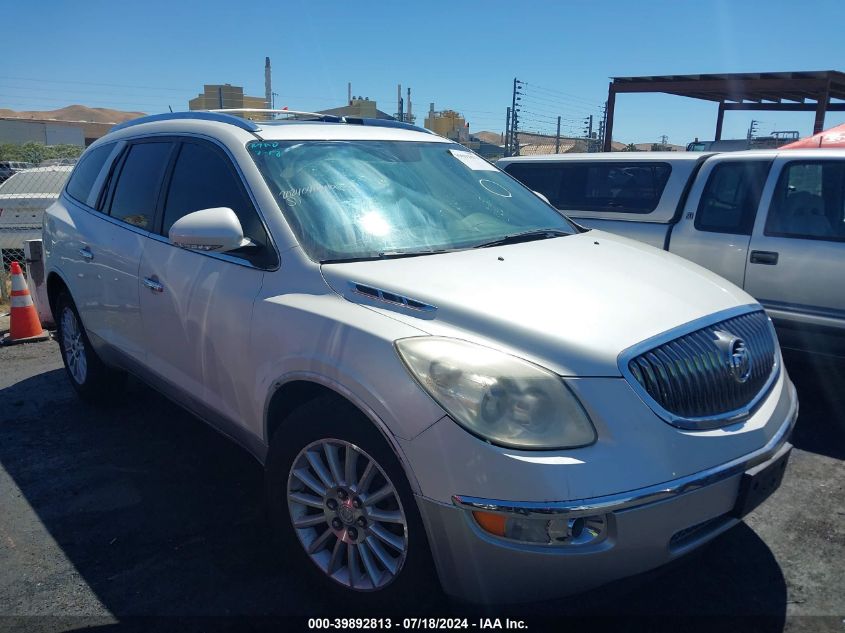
{"left": 624, "top": 310, "right": 778, "bottom": 429}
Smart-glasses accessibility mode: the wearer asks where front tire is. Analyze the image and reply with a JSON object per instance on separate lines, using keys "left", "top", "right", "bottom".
{"left": 266, "top": 394, "right": 439, "bottom": 609}
{"left": 55, "top": 290, "right": 126, "bottom": 403}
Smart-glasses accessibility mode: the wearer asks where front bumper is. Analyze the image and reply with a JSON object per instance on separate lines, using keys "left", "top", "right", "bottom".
{"left": 415, "top": 382, "right": 798, "bottom": 604}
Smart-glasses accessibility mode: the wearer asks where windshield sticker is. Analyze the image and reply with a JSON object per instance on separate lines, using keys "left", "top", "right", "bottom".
{"left": 449, "top": 149, "right": 497, "bottom": 172}
{"left": 479, "top": 179, "right": 512, "bottom": 197}
{"left": 280, "top": 182, "right": 349, "bottom": 206}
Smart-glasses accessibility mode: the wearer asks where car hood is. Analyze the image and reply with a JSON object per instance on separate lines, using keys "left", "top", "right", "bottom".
{"left": 320, "top": 230, "right": 758, "bottom": 377}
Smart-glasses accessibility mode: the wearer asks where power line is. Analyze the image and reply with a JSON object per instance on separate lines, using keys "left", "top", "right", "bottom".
{"left": 0, "top": 75, "right": 189, "bottom": 93}
{"left": 518, "top": 92, "right": 601, "bottom": 114}
{"left": 518, "top": 81, "right": 603, "bottom": 108}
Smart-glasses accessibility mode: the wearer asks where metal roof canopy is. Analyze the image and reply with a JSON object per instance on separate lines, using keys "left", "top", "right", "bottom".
{"left": 603, "top": 70, "right": 845, "bottom": 151}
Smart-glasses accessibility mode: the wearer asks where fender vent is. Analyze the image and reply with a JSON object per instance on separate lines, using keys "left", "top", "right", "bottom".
{"left": 349, "top": 282, "right": 436, "bottom": 313}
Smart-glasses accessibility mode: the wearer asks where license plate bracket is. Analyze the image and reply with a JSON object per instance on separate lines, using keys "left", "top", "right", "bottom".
{"left": 732, "top": 445, "right": 791, "bottom": 518}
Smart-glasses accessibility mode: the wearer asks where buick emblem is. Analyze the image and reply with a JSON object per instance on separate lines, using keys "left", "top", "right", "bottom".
{"left": 714, "top": 331, "right": 752, "bottom": 384}
{"left": 727, "top": 337, "right": 751, "bottom": 383}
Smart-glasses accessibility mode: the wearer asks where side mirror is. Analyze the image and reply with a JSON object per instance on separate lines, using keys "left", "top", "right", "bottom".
{"left": 168, "top": 207, "right": 250, "bottom": 253}
{"left": 533, "top": 190, "right": 552, "bottom": 205}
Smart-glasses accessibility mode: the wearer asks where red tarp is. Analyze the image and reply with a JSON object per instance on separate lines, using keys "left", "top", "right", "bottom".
{"left": 781, "top": 123, "right": 845, "bottom": 149}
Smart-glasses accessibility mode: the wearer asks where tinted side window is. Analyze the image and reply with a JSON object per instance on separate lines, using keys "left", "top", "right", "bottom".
{"left": 506, "top": 162, "right": 671, "bottom": 213}
{"left": 162, "top": 141, "right": 272, "bottom": 263}
{"left": 695, "top": 161, "right": 771, "bottom": 235}
{"left": 65, "top": 144, "right": 113, "bottom": 205}
{"left": 503, "top": 164, "right": 563, "bottom": 206}
{"left": 765, "top": 161, "right": 845, "bottom": 242}
{"left": 108, "top": 142, "right": 173, "bottom": 229}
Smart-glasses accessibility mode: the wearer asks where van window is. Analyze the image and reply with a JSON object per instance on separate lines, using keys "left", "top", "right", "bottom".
{"left": 504, "top": 162, "right": 671, "bottom": 213}
{"left": 108, "top": 142, "right": 173, "bottom": 230}
{"left": 695, "top": 161, "right": 771, "bottom": 235}
{"left": 765, "top": 161, "right": 845, "bottom": 242}
{"left": 65, "top": 144, "right": 113, "bottom": 204}
{"left": 162, "top": 141, "right": 274, "bottom": 267}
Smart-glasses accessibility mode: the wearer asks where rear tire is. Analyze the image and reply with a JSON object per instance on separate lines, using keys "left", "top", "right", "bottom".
{"left": 55, "top": 290, "right": 126, "bottom": 404}
{"left": 265, "top": 394, "right": 440, "bottom": 611}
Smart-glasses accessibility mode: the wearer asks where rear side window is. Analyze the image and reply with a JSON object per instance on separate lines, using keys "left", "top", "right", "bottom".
{"left": 765, "top": 161, "right": 845, "bottom": 242}
{"left": 65, "top": 144, "right": 113, "bottom": 204}
{"left": 108, "top": 142, "right": 173, "bottom": 230}
{"left": 695, "top": 161, "right": 771, "bottom": 235}
{"left": 162, "top": 141, "right": 274, "bottom": 266}
{"left": 505, "top": 161, "right": 671, "bottom": 213}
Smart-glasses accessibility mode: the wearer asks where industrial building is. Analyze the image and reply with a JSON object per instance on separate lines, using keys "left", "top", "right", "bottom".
{"left": 424, "top": 104, "right": 469, "bottom": 142}
{"left": 0, "top": 118, "right": 85, "bottom": 146}
{"left": 188, "top": 84, "right": 267, "bottom": 119}
{"left": 318, "top": 96, "right": 394, "bottom": 120}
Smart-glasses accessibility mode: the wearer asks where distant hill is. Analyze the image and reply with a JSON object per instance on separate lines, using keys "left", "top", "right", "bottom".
{"left": 473, "top": 131, "right": 504, "bottom": 145}
{"left": 0, "top": 105, "right": 145, "bottom": 124}
{"left": 633, "top": 142, "right": 686, "bottom": 152}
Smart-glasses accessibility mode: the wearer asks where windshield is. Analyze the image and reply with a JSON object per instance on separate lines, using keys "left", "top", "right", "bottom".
{"left": 248, "top": 140, "right": 575, "bottom": 262}
{"left": 0, "top": 169, "right": 70, "bottom": 195}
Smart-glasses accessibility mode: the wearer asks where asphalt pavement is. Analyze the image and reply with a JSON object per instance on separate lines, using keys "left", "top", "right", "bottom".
{"left": 0, "top": 317, "right": 843, "bottom": 633}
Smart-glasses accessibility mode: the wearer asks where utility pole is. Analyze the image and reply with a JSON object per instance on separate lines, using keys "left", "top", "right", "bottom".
{"left": 597, "top": 120, "right": 604, "bottom": 153}
{"left": 505, "top": 107, "right": 512, "bottom": 157}
{"left": 511, "top": 78, "right": 522, "bottom": 157}
{"left": 264, "top": 57, "right": 272, "bottom": 110}
{"left": 599, "top": 101, "right": 608, "bottom": 152}
{"left": 555, "top": 116, "right": 561, "bottom": 154}
{"left": 582, "top": 115, "right": 594, "bottom": 152}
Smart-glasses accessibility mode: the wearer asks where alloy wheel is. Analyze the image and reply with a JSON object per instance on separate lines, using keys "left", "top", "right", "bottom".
{"left": 61, "top": 306, "right": 87, "bottom": 385}
{"left": 286, "top": 438, "right": 409, "bottom": 591}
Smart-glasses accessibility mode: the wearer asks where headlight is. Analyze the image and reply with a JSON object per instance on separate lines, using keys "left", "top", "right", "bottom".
{"left": 395, "top": 337, "right": 596, "bottom": 450}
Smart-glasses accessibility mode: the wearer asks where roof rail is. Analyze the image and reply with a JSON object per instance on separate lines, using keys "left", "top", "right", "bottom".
{"left": 210, "top": 108, "right": 341, "bottom": 122}
{"left": 342, "top": 117, "right": 435, "bottom": 134}
{"left": 108, "top": 110, "right": 436, "bottom": 136}
{"left": 110, "top": 111, "right": 260, "bottom": 133}
{"left": 212, "top": 108, "right": 433, "bottom": 133}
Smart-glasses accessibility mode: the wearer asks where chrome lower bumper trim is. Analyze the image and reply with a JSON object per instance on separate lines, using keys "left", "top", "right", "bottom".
{"left": 453, "top": 383, "right": 798, "bottom": 519}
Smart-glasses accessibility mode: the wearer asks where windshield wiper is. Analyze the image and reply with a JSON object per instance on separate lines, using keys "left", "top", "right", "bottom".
{"left": 320, "top": 249, "right": 450, "bottom": 264}
{"left": 472, "top": 229, "right": 570, "bottom": 249}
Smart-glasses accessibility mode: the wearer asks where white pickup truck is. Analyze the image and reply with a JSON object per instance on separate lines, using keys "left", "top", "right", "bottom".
{"left": 499, "top": 150, "right": 845, "bottom": 359}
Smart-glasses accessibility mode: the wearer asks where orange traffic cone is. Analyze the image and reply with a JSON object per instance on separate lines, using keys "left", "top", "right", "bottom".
{"left": 2, "top": 261, "right": 50, "bottom": 345}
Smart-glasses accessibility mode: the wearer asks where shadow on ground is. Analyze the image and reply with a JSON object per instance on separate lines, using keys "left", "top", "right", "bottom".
{"left": 782, "top": 351, "right": 845, "bottom": 461}
{"left": 3, "top": 350, "right": 842, "bottom": 630}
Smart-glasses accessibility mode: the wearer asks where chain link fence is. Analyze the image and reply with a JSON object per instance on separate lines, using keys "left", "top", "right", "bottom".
{"left": 0, "top": 164, "right": 73, "bottom": 305}
{"left": 1, "top": 164, "right": 73, "bottom": 265}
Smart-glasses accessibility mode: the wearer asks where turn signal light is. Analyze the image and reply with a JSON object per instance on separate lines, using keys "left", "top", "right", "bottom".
{"left": 472, "top": 511, "right": 507, "bottom": 536}
{"left": 472, "top": 510, "right": 608, "bottom": 546}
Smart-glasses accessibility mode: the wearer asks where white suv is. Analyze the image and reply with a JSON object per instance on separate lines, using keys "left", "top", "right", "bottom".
{"left": 43, "top": 111, "right": 798, "bottom": 604}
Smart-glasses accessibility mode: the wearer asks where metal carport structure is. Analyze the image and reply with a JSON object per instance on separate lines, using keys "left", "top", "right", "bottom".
{"left": 603, "top": 70, "right": 845, "bottom": 151}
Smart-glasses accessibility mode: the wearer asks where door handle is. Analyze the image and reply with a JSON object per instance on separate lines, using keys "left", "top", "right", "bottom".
{"left": 79, "top": 246, "right": 94, "bottom": 261}
{"left": 143, "top": 277, "right": 164, "bottom": 293}
{"left": 750, "top": 250, "right": 779, "bottom": 265}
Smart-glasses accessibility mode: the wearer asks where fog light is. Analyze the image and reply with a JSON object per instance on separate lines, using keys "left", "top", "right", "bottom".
{"left": 548, "top": 517, "right": 584, "bottom": 541}
{"left": 472, "top": 511, "right": 607, "bottom": 547}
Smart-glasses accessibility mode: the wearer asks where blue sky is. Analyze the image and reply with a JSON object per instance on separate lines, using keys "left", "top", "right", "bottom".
{"left": 4, "top": 0, "right": 845, "bottom": 145}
